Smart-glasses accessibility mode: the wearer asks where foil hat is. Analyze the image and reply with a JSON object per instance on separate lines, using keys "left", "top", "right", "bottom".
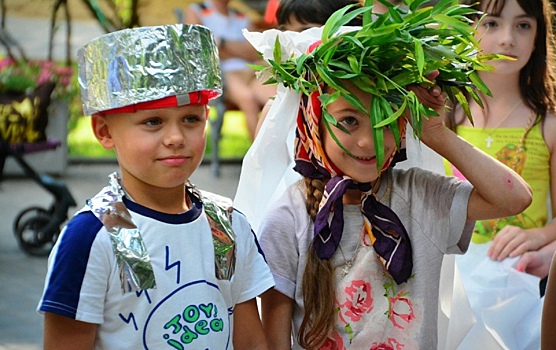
{"left": 78, "top": 24, "right": 222, "bottom": 116}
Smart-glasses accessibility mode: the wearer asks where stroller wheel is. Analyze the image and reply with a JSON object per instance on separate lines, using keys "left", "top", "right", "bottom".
{"left": 16, "top": 216, "right": 58, "bottom": 256}
{"left": 13, "top": 207, "right": 49, "bottom": 235}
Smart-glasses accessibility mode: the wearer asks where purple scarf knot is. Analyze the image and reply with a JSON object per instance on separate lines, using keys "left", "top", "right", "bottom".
{"left": 313, "top": 175, "right": 413, "bottom": 284}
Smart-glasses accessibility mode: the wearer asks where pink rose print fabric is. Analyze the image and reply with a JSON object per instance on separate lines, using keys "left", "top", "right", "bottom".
{"left": 338, "top": 280, "right": 373, "bottom": 324}
{"left": 320, "top": 237, "right": 422, "bottom": 349}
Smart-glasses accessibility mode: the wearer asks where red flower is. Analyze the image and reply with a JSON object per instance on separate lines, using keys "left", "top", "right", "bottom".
{"left": 319, "top": 330, "right": 345, "bottom": 350}
{"left": 338, "top": 280, "right": 373, "bottom": 324}
{"left": 370, "top": 338, "right": 403, "bottom": 350}
{"left": 387, "top": 293, "right": 415, "bottom": 329}
{"left": 307, "top": 40, "right": 322, "bottom": 53}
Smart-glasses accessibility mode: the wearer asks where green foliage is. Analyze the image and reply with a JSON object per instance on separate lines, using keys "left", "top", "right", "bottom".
{"left": 257, "top": 0, "right": 504, "bottom": 168}
{"left": 0, "top": 57, "right": 77, "bottom": 101}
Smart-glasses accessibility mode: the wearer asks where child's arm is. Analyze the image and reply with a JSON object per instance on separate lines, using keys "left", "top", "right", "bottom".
{"left": 233, "top": 298, "right": 269, "bottom": 349}
{"left": 44, "top": 312, "right": 97, "bottom": 350}
{"left": 184, "top": 5, "right": 202, "bottom": 25}
{"left": 260, "top": 288, "right": 294, "bottom": 350}
{"left": 487, "top": 114, "right": 556, "bottom": 261}
{"left": 542, "top": 251, "right": 556, "bottom": 348}
{"left": 409, "top": 83, "right": 532, "bottom": 221}
{"left": 184, "top": 5, "right": 260, "bottom": 63}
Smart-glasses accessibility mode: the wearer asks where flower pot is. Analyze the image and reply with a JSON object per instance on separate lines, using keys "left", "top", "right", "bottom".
{"left": 3, "top": 98, "right": 69, "bottom": 176}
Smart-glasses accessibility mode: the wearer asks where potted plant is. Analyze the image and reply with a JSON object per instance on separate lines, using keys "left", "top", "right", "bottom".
{"left": 0, "top": 57, "right": 75, "bottom": 145}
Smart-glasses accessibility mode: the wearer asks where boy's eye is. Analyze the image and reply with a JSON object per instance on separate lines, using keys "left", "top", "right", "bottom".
{"left": 184, "top": 115, "right": 202, "bottom": 124}
{"left": 144, "top": 118, "right": 162, "bottom": 126}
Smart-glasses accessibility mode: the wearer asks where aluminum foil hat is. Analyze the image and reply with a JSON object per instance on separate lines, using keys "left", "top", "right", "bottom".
{"left": 78, "top": 24, "right": 222, "bottom": 116}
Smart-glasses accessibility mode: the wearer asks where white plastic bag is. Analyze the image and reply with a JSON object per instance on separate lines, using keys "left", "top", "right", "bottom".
{"left": 455, "top": 243, "right": 543, "bottom": 350}
{"left": 233, "top": 83, "right": 300, "bottom": 233}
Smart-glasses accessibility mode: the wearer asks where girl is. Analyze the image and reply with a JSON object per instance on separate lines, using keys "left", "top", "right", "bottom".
{"left": 443, "top": 0, "right": 556, "bottom": 347}
{"left": 258, "top": 76, "right": 531, "bottom": 348}
{"left": 251, "top": 7, "right": 534, "bottom": 344}
{"left": 237, "top": 3, "right": 531, "bottom": 346}
{"left": 446, "top": 0, "right": 556, "bottom": 278}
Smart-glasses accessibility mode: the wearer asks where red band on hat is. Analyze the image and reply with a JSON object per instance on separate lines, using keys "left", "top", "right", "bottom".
{"left": 100, "top": 90, "right": 218, "bottom": 115}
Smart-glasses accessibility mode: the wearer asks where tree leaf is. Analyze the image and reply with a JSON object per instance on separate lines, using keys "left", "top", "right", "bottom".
{"left": 413, "top": 37, "right": 425, "bottom": 76}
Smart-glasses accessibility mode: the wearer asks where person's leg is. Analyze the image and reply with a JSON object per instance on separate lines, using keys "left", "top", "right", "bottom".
{"left": 251, "top": 78, "right": 277, "bottom": 107}
{"left": 224, "top": 70, "right": 261, "bottom": 140}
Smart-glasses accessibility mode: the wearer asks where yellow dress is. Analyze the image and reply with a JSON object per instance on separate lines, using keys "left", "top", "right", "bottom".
{"left": 444, "top": 122, "right": 550, "bottom": 243}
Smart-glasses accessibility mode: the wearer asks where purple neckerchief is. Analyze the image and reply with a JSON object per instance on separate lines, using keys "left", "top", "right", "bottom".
{"left": 313, "top": 175, "right": 413, "bottom": 285}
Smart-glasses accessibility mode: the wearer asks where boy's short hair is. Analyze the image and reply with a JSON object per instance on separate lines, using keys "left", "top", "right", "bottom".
{"left": 78, "top": 24, "right": 222, "bottom": 116}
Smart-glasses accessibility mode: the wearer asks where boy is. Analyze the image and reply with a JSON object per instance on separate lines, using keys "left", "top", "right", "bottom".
{"left": 37, "top": 24, "right": 274, "bottom": 349}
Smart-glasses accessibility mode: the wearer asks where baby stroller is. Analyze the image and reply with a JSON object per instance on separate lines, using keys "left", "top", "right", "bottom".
{"left": 0, "top": 135, "right": 76, "bottom": 256}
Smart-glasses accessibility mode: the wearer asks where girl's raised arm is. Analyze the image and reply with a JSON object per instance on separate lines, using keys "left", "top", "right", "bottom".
{"left": 409, "top": 82, "right": 532, "bottom": 221}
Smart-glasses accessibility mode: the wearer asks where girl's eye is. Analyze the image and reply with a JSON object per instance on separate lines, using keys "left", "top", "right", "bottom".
{"left": 483, "top": 20, "right": 497, "bottom": 28}
{"left": 341, "top": 116, "right": 358, "bottom": 126}
{"left": 517, "top": 22, "right": 532, "bottom": 30}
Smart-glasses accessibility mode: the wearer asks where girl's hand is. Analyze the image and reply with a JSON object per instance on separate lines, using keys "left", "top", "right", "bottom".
{"left": 406, "top": 70, "right": 448, "bottom": 136}
{"left": 515, "top": 242, "right": 556, "bottom": 278}
{"left": 515, "top": 250, "right": 552, "bottom": 278}
{"left": 488, "top": 226, "right": 542, "bottom": 261}
{"left": 408, "top": 70, "right": 447, "bottom": 111}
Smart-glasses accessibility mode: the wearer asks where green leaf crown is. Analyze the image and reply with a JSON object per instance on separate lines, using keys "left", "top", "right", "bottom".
{"left": 253, "top": 0, "right": 502, "bottom": 168}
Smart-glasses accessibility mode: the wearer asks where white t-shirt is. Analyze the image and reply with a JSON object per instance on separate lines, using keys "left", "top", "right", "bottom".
{"left": 39, "top": 193, "right": 274, "bottom": 349}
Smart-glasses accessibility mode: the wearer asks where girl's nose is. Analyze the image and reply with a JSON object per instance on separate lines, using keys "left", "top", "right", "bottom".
{"left": 357, "top": 128, "right": 375, "bottom": 149}
{"left": 499, "top": 25, "right": 515, "bottom": 47}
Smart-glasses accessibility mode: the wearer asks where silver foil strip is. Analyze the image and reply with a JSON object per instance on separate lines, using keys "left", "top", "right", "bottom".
{"left": 86, "top": 173, "right": 156, "bottom": 293}
{"left": 188, "top": 183, "right": 236, "bottom": 280}
{"left": 78, "top": 24, "right": 222, "bottom": 116}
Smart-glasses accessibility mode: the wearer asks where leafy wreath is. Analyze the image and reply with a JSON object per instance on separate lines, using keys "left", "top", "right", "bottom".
{"left": 253, "top": 0, "right": 503, "bottom": 167}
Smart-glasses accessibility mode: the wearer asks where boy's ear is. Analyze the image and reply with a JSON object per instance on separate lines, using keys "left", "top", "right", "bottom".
{"left": 91, "top": 114, "right": 115, "bottom": 150}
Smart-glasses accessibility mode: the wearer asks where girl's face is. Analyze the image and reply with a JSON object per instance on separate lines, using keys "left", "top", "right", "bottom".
{"left": 476, "top": 0, "right": 537, "bottom": 76}
{"left": 322, "top": 84, "right": 396, "bottom": 184}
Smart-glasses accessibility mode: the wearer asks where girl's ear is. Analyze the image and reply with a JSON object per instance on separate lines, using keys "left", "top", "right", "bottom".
{"left": 205, "top": 105, "right": 210, "bottom": 119}
{"left": 91, "top": 114, "right": 115, "bottom": 150}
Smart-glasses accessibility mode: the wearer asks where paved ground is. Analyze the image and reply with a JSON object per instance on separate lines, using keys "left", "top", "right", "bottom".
{"left": 0, "top": 161, "right": 242, "bottom": 349}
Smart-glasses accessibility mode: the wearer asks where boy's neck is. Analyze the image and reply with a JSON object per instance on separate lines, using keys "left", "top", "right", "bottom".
{"left": 124, "top": 183, "right": 189, "bottom": 214}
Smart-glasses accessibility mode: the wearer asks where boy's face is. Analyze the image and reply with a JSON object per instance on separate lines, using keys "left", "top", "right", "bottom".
{"left": 92, "top": 104, "right": 208, "bottom": 196}
{"left": 322, "top": 83, "right": 396, "bottom": 184}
